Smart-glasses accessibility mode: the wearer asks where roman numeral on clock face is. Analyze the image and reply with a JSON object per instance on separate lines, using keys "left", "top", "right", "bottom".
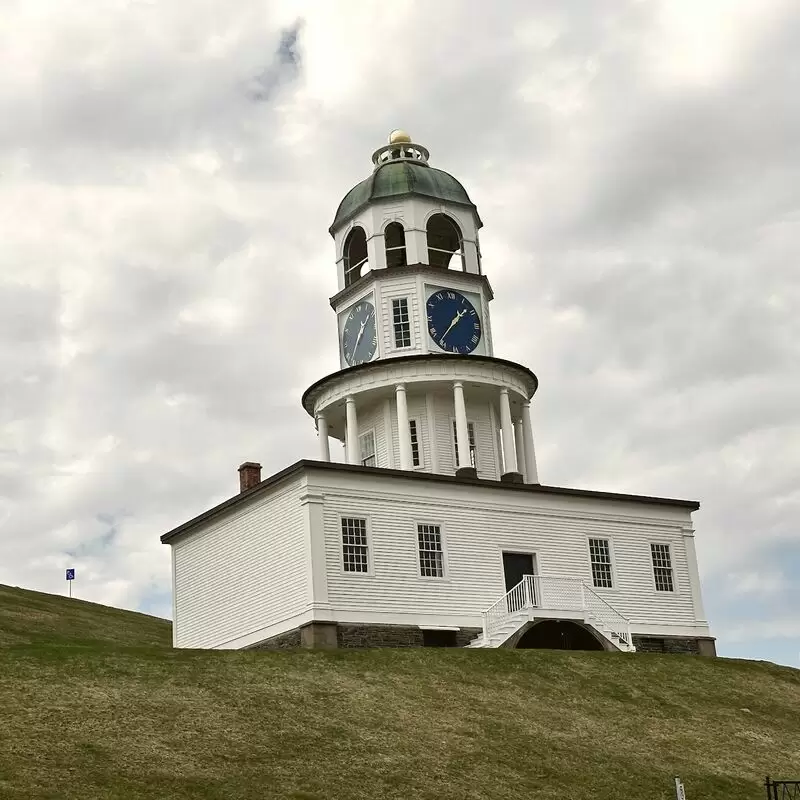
{"left": 426, "top": 288, "right": 483, "bottom": 355}
{"left": 341, "top": 298, "right": 378, "bottom": 366}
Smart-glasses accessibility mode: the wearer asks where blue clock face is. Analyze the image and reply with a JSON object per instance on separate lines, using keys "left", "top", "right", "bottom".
{"left": 341, "top": 299, "right": 377, "bottom": 366}
{"left": 427, "top": 289, "right": 482, "bottom": 354}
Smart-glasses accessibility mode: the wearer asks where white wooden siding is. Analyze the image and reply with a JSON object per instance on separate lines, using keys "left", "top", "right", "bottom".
{"left": 376, "top": 275, "right": 422, "bottom": 358}
{"left": 388, "top": 391, "right": 433, "bottom": 472}
{"left": 353, "top": 400, "right": 389, "bottom": 468}
{"left": 171, "top": 475, "right": 308, "bottom": 648}
{"left": 312, "top": 469, "right": 702, "bottom": 632}
{"left": 432, "top": 392, "right": 500, "bottom": 479}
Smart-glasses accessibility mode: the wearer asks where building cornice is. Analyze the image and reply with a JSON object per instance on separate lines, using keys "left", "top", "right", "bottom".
{"left": 329, "top": 263, "right": 495, "bottom": 310}
{"left": 300, "top": 353, "right": 539, "bottom": 415}
{"left": 160, "top": 459, "right": 700, "bottom": 545}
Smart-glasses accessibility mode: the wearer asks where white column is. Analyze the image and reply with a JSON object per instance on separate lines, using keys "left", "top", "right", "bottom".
{"left": 488, "top": 401, "right": 501, "bottom": 480}
{"left": 405, "top": 226, "right": 424, "bottom": 265}
{"left": 499, "top": 388, "right": 517, "bottom": 474}
{"left": 345, "top": 395, "right": 359, "bottom": 465}
{"left": 521, "top": 401, "right": 539, "bottom": 483}
{"left": 366, "top": 233, "right": 381, "bottom": 270}
{"left": 514, "top": 420, "right": 526, "bottom": 482}
{"left": 316, "top": 413, "right": 330, "bottom": 462}
{"left": 301, "top": 491, "right": 329, "bottom": 608}
{"left": 425, "top": 392, "right": 439, "bottom": 473}
{"left": 382, "top": 399, "right": 395, "bottom": 469}
{"left": 395, "top": 383, "right": 413, "bottom": 470}
{"left": 682, "top": 529, "right": 708, "bottom": 624}
{"left": 453, "top": 381, "right": 471, "bottom": 471}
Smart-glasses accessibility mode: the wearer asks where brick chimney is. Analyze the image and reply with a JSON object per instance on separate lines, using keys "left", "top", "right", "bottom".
{"left": 238, "top": 462, "right": 262, "bottom": 493}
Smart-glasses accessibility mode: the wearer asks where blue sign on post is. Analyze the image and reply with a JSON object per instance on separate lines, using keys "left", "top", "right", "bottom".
{"left": 66, "top": 569, "right": 75, "bottom": 581}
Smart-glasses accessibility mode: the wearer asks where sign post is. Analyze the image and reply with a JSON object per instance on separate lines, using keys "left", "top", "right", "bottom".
{"left": 675, "top": 777, "right": 687, "bottom": 799}
{"left": 66, "top": 568, "right": 75, "bottom": 598}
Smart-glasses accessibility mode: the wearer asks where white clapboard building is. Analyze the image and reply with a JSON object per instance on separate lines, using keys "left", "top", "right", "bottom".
{"left": 161, "top": 131, "right": 715, "bottom": 656}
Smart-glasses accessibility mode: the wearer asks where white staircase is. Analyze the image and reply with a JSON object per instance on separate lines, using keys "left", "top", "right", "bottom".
{"left": 466, "top": 575, "right": 636, "bottom": 652}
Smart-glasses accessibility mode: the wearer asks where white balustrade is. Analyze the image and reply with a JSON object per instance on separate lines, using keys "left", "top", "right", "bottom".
{"left": 480, "top": 574, "right": 635, "bottom": 651}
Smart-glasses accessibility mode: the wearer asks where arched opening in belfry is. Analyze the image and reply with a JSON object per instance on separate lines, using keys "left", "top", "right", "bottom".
{"left": 426, "top": 213, "right": 464, "bottom": 270}
{"left": 384, "top": 222, "right": 407, "bottom": 268}
{"left": 344, "top": 226, "right": 368, "bottom": 286}
{"left": 515, "top": 620, "right": 605, "bottom": 652}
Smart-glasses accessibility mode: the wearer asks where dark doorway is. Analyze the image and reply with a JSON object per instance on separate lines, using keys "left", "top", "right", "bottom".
{"left": 502, "top": 552, "right": 536, "bottom": 612}
{"left": 516, "top": 620, "right": 605, "bottom": 651}
{"left": 502, "top": 552, "right": 535, "bottom": 593}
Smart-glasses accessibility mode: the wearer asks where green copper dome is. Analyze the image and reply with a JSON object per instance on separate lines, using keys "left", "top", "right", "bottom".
{"left": 330, "top": 160, "right": 482, "bottom": 234}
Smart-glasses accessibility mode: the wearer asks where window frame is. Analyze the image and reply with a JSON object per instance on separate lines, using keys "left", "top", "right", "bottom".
{"left": 408, "top": 418, "right": 423, "bottom": 468}
{"left": 425, "top": 212, "right": 465, "bottom": 271}
{"left": 415, "top": 521, "right": 448, "bottom": 579}
{"left": 343, "top": 226, "right": 369, "bottom": 287}
{"left": 650, "top": 542, "right": 676, "bottom": 593}
{"left": 384, "top": 220, "right": 407, "bottom": 268}
{"left": 359, "top": 429, "right": 377, "bottom": 468}
{"left": 587, "top": 537, "right": 616, "bottom": 590}
{"left": 451, "top": 418, "right": 477, "bottom": 470}
{"left": 339, "top": 515, "right": 373, "bottom": 576}
{"left": 391, "top": 296, "right": 412, "bottom": 349}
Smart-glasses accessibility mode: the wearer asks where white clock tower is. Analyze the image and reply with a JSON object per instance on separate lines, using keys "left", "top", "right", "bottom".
{"left": 164, "top": 128, "right": 714, "bottom": 656}
{"left": 302, "top": 130, "right": 540, "bottom": 484}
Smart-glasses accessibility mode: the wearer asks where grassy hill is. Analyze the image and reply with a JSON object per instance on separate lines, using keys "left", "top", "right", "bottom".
{"left": 0, "top": 584, "right": 798, "bottom": 800}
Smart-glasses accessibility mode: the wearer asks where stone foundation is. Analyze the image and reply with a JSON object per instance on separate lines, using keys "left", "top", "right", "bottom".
{"left": 250, "top": 623, "right": 483, "bottom": 650}
{"left": 632, "top": 635, "right": 717, "bottom": 656}
{"left": 248, "top": 628, "right": 301, "bottom": 650}
{"left": 337, "top": 623, "right": 482, "bottom": 649}
{"left": 301, "top": 621, "right": 338, "bottom": 649}
{"left": 248, "top": 625, "right": 716, "bottom": 656}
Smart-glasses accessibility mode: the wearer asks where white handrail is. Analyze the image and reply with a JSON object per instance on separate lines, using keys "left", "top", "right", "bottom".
{"left": 479, "top": 574, "right": 635, "bottom": 651}
{"left": 482, "top": 577, "right": 530, "bottom": 642}
{"left": 581, "top": 582, "right": 634, "bottom": 648}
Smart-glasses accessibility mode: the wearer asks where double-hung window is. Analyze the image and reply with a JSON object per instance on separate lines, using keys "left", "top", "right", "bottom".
{"left": 588, "top": 538, "right": 613, "bottom": 588}
{"left": 409, "top": 419, "right": 421, "bottom": 467}
{"left": 651, "top": 543, "right": 675, "bottom": 592}
{"left": 341, "top": 518, "right": 369, "bottom": 573}
{"left": 417, "top": 524, "right": 444, "bottom": 577}
{"left": 392, "top": 298, "right": 411, "bottom": 348}
{"left": 359, "top": 430, "right": 376, "bottom": 467}
{"left": 452, "top": 420, "right": 477, "bottom": 468}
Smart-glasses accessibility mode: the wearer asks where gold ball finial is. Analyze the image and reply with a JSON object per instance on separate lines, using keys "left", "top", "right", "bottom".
{"left": 389, "top": 129, "right": 412, "bottom": 144}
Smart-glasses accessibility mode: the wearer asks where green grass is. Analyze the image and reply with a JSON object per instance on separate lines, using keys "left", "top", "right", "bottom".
{"left": 1, "top": 584, "right": 798, "bottom": 799}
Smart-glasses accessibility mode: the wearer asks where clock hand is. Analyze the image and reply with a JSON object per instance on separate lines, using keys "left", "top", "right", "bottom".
{"left": 439, "top": 310, "right": 467, "bottom": 343}
{"left": 352, "top": 317, "right": 368, "bottom": 356}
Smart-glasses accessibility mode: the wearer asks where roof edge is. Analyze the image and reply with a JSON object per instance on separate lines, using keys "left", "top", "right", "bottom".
{"left": 328, "top": 263, "right": 495, "bottom": 310}
{"left": 329, "top": 162, "right": 482, "bottom": 235}
{"left": 301, "top": 353, "right": 539, "bottom": 415}
{"left": 160, "top": 459, "right": 700, "bottom": 544}
{"left": 159, "top": 461, "right": 306, "bottom": 544}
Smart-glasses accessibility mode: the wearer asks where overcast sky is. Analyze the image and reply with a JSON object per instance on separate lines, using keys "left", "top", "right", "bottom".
{"left": 0, "top": 0, "right": 797, "bottom": 667}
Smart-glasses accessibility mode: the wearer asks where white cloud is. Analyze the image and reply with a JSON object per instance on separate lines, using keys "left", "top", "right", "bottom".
{"left": 0, "top": 0, "right": 798, "bottom": 666}
{"left": 723, "top": 619, "right": 800, "bottom": 644}
{"left": 726, "top": 571, "right": 791, "bottom": 600}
